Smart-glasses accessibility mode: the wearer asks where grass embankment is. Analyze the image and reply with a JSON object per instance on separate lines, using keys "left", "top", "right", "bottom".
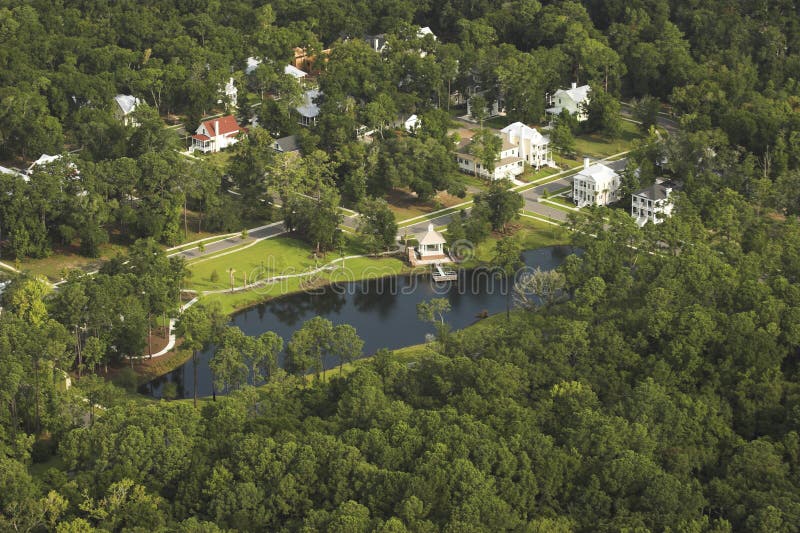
{"left": 186, "top": 233, "right": 409, "bottom": 315}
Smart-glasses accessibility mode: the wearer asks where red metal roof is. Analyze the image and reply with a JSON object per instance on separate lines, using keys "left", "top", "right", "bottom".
{"left": 199, "top": 115, "right": 240, "bottom": 137}
{"left": 192, "top": 134, "right": 211, "bottom": 141}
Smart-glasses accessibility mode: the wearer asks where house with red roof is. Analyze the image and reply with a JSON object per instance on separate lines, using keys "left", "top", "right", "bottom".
{"left": 190, "top": 115, "right": 242, "bottom": 153}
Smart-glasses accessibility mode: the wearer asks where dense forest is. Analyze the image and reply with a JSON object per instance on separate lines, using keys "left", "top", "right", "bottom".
{"left": 1, "top": 0, "right": 800, "bottom": 531}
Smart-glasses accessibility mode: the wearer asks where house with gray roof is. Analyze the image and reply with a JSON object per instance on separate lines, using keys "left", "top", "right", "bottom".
{"left": 631, "top": 180, "right": 675, "bottom": 226}
{"left": 113, "top": 94, "right": 141, "bottom": 126}
{"left": 547, "top": 82, "right": 591, "bottom": 122}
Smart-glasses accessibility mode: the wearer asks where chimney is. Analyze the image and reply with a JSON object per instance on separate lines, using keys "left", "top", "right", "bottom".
{"left": 427, "top": 223, "right": 434, "bottom": 232}
{"left": 583, "top": 157, "right": 590, "bottom": 170}
{"left": 571, "top": 82, "right": 577, "bottom": 90}
{"left": 214, "top": 120, "right": 219, "bottom": 137}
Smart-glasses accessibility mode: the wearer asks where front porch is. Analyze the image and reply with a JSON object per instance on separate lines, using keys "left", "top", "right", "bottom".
{"left": 191, "top": 135, "right": 215, "bottom": 153}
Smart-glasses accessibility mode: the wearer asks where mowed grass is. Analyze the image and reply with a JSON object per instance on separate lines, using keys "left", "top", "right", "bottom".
{"left": 187, "top": 235, "right": 338, "bottom": 292}
{"left": 200, "top": 254, "right": 408, "bottom": 315}
{"left": 186, "top": 232, "right": 410, "bottom": 314}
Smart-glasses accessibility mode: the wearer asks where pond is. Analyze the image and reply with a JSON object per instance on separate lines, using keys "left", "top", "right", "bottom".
{"left": 140, "top": 246, "right": 577, "bottom": 398}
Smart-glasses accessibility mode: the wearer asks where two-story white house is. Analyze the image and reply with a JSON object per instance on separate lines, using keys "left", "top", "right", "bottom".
{"left": 113, "top": 94, "right": 141, "bottom": 126}
{"left": 572, "top": 158, "right": 620, "bottom": 207}
{"left": 500, "top": 122, "right": 553, "bottom": 169}
{"left": 547, "top": 82, "right": 591, "bottom": 122}
{"left": 190, "top": 115, "right": 242, "bottom": 153}
{"left": 456, "top": 133, "right": 524, "bottom": 181}
{"left": 631, "top": 181, "right": 675, "bottom": 226}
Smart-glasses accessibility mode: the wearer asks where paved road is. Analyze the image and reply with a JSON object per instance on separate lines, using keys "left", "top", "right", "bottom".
{"left": 169, "top": 221, "right": 286, "bottom": 261}
{"left": 519, "top": 158, "right": 628, "bottom": 223}
{"left": 620, "top": 104, "right": 680, "bottom": 135}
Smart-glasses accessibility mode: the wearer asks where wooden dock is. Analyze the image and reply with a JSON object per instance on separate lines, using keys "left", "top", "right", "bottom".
{"left": 432, "top": 264, "right": 458, "bottom": 281}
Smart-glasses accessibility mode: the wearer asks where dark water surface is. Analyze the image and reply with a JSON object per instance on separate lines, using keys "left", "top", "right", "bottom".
{"left": 140, "top": 246, "right": 576, "bottom": 398}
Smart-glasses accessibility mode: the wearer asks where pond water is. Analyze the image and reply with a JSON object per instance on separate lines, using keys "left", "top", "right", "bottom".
{"left": 140, "top": 246, "right": 576, "bottom": 398}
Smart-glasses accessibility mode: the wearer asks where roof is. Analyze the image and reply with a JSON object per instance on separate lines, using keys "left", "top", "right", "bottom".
{"left": 575, "top": 162, "right": 617, "bottom": 185}
{"left": 192, "top": 134, "right": 211, "bottom": 142}
{"left": 418, "top": 223, "right": 446, "bottom": 246}
{"left": 284, "top": 64, "right": 307, "bottom": 78}
{"left": 633, "top": 181, "right": 675, "bottom": 201}
{"left": 0, "top": 165, "right": 27, "bottom": 182}
{"left": 556, "top": 84, "right": 591, "bottom": 104}
{"left": 404, "top": 114, "right": 420, "bottom": 131}
{"left": 500, "top": 122, "right": 547, "bottom": 144}
{"left": 245, "top": 56, "right": 262, "bottom": 75}
{"left": 417, "top": 26, "right": 436, "bottom": 39}
{"left": 500, "top": 135, "right": 517, "bottom": 151}
{"left": 274, "top": 135, "right": 300, "bottom": 153}
{"left": 114, "top": 94, "right": 140, "bottom": 115}
{"left": 296, "top": 89, "right": 321, "bottom": 118}
{"left": 198, "top": 115, "right": 240, "bottom": 137}
{"left": 27, "top": 154, "right": 62, "bottom": 173}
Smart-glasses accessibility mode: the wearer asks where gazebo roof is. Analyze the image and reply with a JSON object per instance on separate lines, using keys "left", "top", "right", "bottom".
{"left": 418, "top": 223, "right": 446, "bottom": 246}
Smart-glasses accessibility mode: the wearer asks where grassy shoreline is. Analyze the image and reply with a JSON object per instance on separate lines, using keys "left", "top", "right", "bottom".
{"left": 133, "top": 218, "right": 569, "bottom": 384}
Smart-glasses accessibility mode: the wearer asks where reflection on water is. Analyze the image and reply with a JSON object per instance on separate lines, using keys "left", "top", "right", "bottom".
{"left": 140, "top": 246, "right": 576, "bottom": 398}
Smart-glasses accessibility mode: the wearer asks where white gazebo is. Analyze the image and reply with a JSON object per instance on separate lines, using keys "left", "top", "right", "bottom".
{"left": 408, "top": 223, "right": 452, "bottom": 266}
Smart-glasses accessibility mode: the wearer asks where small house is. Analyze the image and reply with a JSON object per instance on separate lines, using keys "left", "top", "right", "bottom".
{"left": 190, "top": 115, "right": 242, "bottom": 153}
{"left": 113, "top": 94, "right": 141, "bottom": 126}
{"left": 273, "top": 135, "right": 300, "bottom": 154}
{"left": 404, "top": 114, "right": 421, "bottom": 133}
{"left": 547, "top": 82, "right": 591, "bottom": 122}
{"left": 296, "top": 89, "right": 321, "bottom": 126}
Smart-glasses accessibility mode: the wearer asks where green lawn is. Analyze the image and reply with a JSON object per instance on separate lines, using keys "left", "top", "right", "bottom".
{"left": 187, "top": 233, "right": 410, "bottom": 314}
{"left": 187, "top": 235, "right": 341, "bottom": 292}
{"left": 463, "top": 216, "right": 570, "bottom": 267}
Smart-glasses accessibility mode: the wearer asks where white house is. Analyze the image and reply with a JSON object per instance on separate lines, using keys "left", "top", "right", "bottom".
{"left": 27, "top": 154, "right": 78, "bottom": 176}
{"left": 631, "top": 180, "right": 675, "bottom": 226}
{"left": 547, "top": 82, "right": 591, "bottom": 122}
{"left": 284, "top": 64, "right": 307, "bottom": 80}
{"left": 296, "top": 89, "right": 321, "bottom": 126}
{"left": 572, "top": 158, "right": 620, "bottom": 207}
{"left": 500, "top": 122, "right": 553, "bottom": 169}
{"left": 417, "top": 26, "right": 436, "bottom": 40}
{"left": 245, "top": 56, "right": 262, "bottom": 75}
{"left": 0, "top": 165, "right": 27, "bottom": 183}
{"left": 456, "top": 133, "right": 524, "bottom": 181}
{"left": 218, "top": 77, "right": 237, "bottom": 109}
{"left": 404, "top": 114, "right": 421, "bottom": 133}
{"left": 190, "top": 115, "right": 242, "bottom": 153}
{"left": 113, "top": 94, "right": 141, "bottom": 126}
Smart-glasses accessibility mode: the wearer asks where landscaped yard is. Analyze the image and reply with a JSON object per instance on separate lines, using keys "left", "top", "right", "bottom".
{"left": 385, "top": 188, "right": 471, "bottom": 222}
